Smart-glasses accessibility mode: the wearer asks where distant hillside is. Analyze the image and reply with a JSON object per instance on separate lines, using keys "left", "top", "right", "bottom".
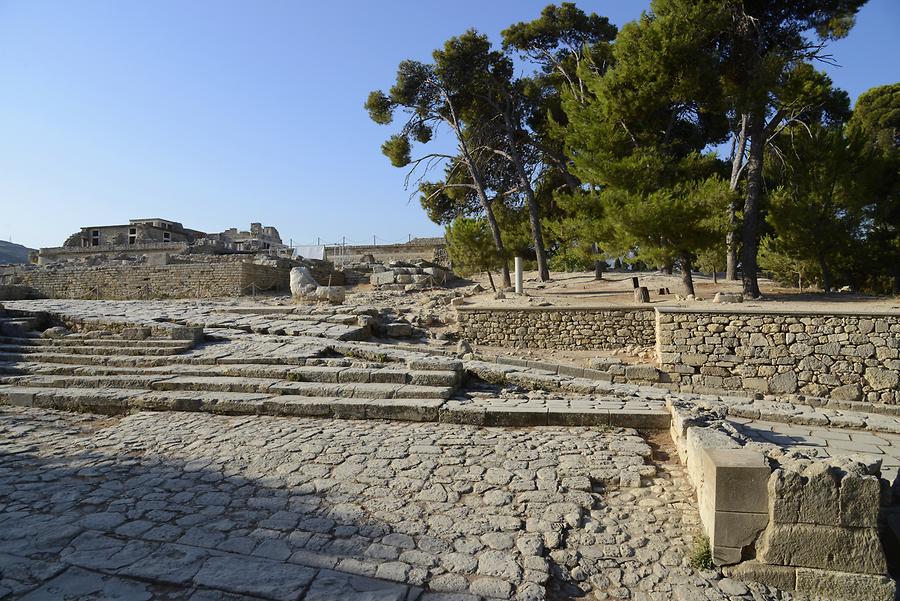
{"left": 0, "top": 240, "right": 35, "bottom": 264}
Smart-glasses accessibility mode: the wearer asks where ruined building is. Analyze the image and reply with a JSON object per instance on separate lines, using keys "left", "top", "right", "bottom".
{"left": 36, "top": 219, "right": 287, "bottom": 265}
{"left": 1, "top": 218, "right": 337, "bottom": 300}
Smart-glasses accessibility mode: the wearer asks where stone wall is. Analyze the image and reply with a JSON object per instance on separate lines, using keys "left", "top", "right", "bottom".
{"left": 668, "top": 401, "right": 895, "bottom": 601}
{"left": 4, "top": 263, "right": 289, "bottom": 299}
{"left": 657, "top": 308, "right": 900, "bottom": 405}
{"left": 325, "top": 240, "right": 447, "bottom": 266}
{"left": 37, "top": 242, "right": 190, "bottom": 265}
{"left": 456, "top": 306, "right": 656, "bottom": 350}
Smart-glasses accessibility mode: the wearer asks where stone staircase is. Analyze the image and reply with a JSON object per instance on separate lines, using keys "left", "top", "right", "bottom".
{"left": 0, "top": 305, "right": 45, "bottom": 338}
{"left": 0, "top": 333, "right": 462, "bottom": 421}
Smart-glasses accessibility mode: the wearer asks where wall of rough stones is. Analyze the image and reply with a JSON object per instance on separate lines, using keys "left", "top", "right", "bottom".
{"left": 6, "top": 263, "right": 289, "bottom": 299}
{"left": 37, "top": 242, "right": 190, "bottom": 265}
{"left": 456, "top": 306, "right": 656, "bottom": 350}
{"left": 657, "top": 308, "right": 900, "bottom": 405}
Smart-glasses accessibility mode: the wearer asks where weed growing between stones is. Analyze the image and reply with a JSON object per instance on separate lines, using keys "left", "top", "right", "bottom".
{"left": 689, "top": 534, "right": 712, "bottom": 570}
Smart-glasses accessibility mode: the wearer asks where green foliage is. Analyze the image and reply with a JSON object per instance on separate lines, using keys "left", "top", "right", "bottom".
{"left": 563, "top": 2, "right": 733, "bottom": 291}
{"left": 381, "top": 135, "right": 411, "bottom": 168}
{"left": 847, "top": 83, "right": 900, "bottom": 293}
{"left": 600, "top": 177, "right": 732, "bottom": 268}
{"left": 446, "top": 218, "right": 505, "bottom": 277}
{"left": 364, "top": 91, "right": 393, "bottom": 125}
{"left": 695, "top": 245, "right": 727, "bottom": 276}
{"left": 689, "top": 535, "right": 712, "bottom": 570}
{"left": 848, "top": 83, "right": 900, "bottom": 151}
{"left": 764, "top": 114, "right": 869, "bottom": 291}
{"left": 758, "top": 236, "right": 819, "bottom": 289}
{"left": 365, "top": 1, "right": 897, "bottom": 296}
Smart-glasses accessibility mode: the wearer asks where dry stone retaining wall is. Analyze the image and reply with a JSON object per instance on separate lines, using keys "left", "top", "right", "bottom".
{"left": 657, "top": 308, "right": 900, "bottom": 405}
{"left": 457, "top": 305, "right": 899, "bottom": 404}
{"left": 7, "top": 263, "right": 289, "bottom": 299}
{"left": 456, "top": 305, "right": 656, "bottom": 350}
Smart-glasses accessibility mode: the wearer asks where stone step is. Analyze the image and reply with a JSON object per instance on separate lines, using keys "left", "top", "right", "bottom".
{"left": 0, "top": 318, "right": 38, "bottom": 337}
{"left": 0, "top": 384, "right": 671, "bottom": 429}
{"left": 0, "top": 335, "right": 191, "bottom": 348}
{"left": 0, "top": 384, "right": 447, "bottom": 421}
{"left": 0, "top": 360, "right": 461, "bottom": 387}
{"left": 0, "top": 352, "right": 178, "bottom": 367}
{"left": 2, "top": 374, "right": 455, "bottom": 400}
{"left": 0, "top": 344, "right": 189, "bottom": 356}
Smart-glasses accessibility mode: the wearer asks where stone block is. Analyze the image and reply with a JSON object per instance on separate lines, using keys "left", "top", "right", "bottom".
{"left": 831, "top": 383, "right": 863, "bottom": 402}
{"left": 709, "top": 511, "right": 769, "bottom": 551}
{"left": 369, "top": 271, "right": 396, "bottom": 286}
{"left": 701, "top": 448, "right": 770, "bottom": 513}
{"left": 756, "top": 523, "right": 887, "bottom": 574}
{"left": 839, "top": 472, "right": 881, "bottom": 528}
{"left": 724, "top": 561, "right": 796, "bottom": 591}
{"left": 769, "top": 463, "right": 841, "bottom": 526}
{"left": 712, "top": 545, "right": 742, "bottom": 566}
{"left": 742, "top": 377, "right": 769, "bottom": 393}
{"left": 608, "top": 409, "right": 670, "bottom": 429}
{"left": 682, "top": 353, "right": 708, "bottom": 367}
{"left": 865, "top": 367, "right": 899, "bottom": 391}
{"left": 547, "top": 406, "right": 609, "bottom": 427}
{"left": 624, "top": 364, "right": 660, "bottom": 381}
{"left": 769, "top": 370, "right": 798, "bottom": 394}
{"left": 795, "top": 568, "right": 896, "bottom": 601}
{"left": 713, "top": 292, "right": 743, "bottom": 304}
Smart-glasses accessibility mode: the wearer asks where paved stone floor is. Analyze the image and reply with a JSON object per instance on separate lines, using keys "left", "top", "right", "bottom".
{"left": 729, "top": 417, "right": 900, "bottom": 484}
{"left": 0, "top": 407, "right": 792, "bottom": 601}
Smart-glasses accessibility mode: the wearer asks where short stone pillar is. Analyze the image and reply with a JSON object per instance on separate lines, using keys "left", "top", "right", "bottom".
{"left": 634, "top": 286, "right": 650, "bottom": 303}
{"left": 514, "top": 257, "right": 524, "bottom": 295}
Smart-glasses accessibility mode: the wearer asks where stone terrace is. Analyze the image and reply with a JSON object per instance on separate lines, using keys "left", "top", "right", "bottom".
{"left": 0, "top": 299, "right": 898, "bottom": 600}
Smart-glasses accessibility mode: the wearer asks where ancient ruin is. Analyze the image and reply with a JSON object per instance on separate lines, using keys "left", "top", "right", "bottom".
{"left": 0, "top": 263, "right": 897, "bottom": 601}
{"left": 1, "top": 1, "right": 897, "bottom": 599}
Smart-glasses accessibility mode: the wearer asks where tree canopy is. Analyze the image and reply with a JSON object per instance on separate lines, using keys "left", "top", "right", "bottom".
{"left": 365, "top": 1, "right": 898, "bottom": 297}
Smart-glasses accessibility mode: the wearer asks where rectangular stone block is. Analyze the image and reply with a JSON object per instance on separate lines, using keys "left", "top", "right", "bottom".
{"left": 757, "top": 523, "right": 887, "bottom": 575}
{"left": 795, "top": 567, "right": 896, "bottom": 601}
{"left": 608, "top": 409, "right": 670, "bottom": 429}
{"left": 769, "top": 464, "right": 841, "bottom": 526}
{"left": 710, "top": 511, "right": 769, "bottom": 550}
{"left": 547, "top": 406, "right": 609, "bottom": 427}
{"left": 724, "top": 561, "right": 796, "bottom": 591}
{"left": 839, "top": 472, "right": 881, "bottom": 528}
{"left": 701, "top": 448, "right": 770, "bottom": 513}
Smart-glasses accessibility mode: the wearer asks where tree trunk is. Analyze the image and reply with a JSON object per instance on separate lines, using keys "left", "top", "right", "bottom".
{"left": 524, "top": 184, "right": 550, "bottom": 282}
{"left": 741, "top": 111, "right": 765, "bottom": 298}
{"left": 680, "top": 253, "right": 695, "bottom": 296}
{"left": 663, "top": 261, "right": 673, "bottom": 275}
{"left": 727, "top": 114, "right": 749, "bottom": 281}
{"left": 818, "top": 253, "right": 832, "bottom": 293}
{"left": 593, "top": 243, "right": 603, "bottom": 280}
{"left": 456, "top": 130, "right": 511, "bottom": 289}
{"left": 499, "top": 109, "right": 549, "bottom": 282}
{"left": 482, "top": 203, "right": 511, "bottom": 288}
{"left": 893, "top": 262, "right": 900, "bottom": 296}
{"left": 486, "top": 270, "right": 496, "bottom": 292}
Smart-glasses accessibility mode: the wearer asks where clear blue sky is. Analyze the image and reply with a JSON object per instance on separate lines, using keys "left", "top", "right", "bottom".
{"left": 1, "top": 1, "right": 898, "bottom": 249}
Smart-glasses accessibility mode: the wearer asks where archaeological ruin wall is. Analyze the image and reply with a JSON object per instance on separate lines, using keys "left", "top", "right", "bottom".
{"left": 456, "top": 305, "right": 657, "bottom": 350}
{"left": 456, "top": 305, "right": 900, "bottom": 404}
{"left": 6, "top": 262, "right": 287, "bottom": 299}
{"left": 657, "top": 307, "right": 900, "bottom": 405}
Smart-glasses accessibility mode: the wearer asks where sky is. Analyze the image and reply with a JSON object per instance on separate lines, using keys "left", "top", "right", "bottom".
{"left": 1, "top": 1, "right": 898, "bottom": 250}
